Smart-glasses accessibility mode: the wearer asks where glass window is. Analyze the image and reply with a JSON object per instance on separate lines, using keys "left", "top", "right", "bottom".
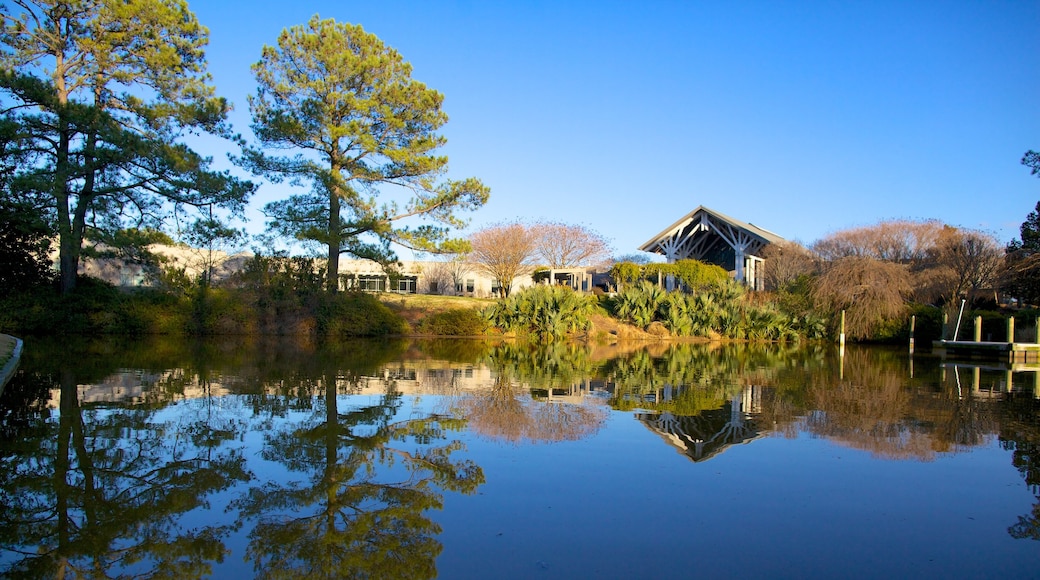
{"left": 466, "top": 279, "right": 474, "bottom": 293}
{"left": 357, "top": 275, "right": 385, "bottom": 292}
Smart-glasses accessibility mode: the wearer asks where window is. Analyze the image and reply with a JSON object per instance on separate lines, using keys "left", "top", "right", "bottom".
{"left": 429, "top": 281, "right": 439, "bottom": 294}
{"left": 357, "top": 275, "right": 385, "bottom": 292}
{"left": 466, "top": 279, "right": 474, "bottom": 293}
{"left": 395, "top": 276, "right": 417, "bottom": 294}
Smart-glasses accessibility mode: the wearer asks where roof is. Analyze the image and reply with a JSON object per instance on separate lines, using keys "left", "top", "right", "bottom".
{"left": 638, "top": 205, "right": 785, "bottom": 253}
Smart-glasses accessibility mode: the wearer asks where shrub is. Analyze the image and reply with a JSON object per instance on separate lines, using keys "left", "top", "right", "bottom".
{"left": 316, "top": 291, "right": 409, "bottom": 337}
{"left": 484, "top": 285, "right": 595, "bottom": 341}
{"left": 418, "top": 309, "right": 487, "bottom": 336}
{"left": 612, "top": 281, "right": 666, "bottom": 329}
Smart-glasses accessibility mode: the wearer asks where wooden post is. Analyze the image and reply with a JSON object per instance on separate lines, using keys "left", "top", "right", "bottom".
{"left": 1035, "top": 317, "right": 1039, "bottom": 344}
{"left": 974, "top": 316, "right": 982, "bottom": 342}
{"left": 941, "top": 312, "right": 948, "bottom": 341}
{"left": 909, "top": 315, "right": 916, "bottom": 354}
{"left": 973, "top": 366, "right": 981, "bottom": 393}
{"left": 1008, "top": 316, "right": 1015, "bottom": 344}
{"left": 838, "top": 310, "right": 846, "bottom": 361}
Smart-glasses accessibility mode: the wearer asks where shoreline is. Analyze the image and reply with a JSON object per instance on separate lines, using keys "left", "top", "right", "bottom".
{"left": 0, "top": 334, "right": 24, "bottom": 394}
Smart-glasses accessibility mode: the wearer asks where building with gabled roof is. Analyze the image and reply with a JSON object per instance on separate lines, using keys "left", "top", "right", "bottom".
{"left": 638, "top": 206, "right": 784, "bottom": 291}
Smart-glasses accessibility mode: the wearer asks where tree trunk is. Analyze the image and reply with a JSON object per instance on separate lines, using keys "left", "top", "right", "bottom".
{"left": 327, "top": 187, "right": 341, "bottom": 293}
{"left": 55, "top": 115, "right": 77, "bottom": 295}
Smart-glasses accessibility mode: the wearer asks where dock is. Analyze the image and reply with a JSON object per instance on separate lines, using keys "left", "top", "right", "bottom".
{"left": 932, "top": 340, "right": 1040, "bottom": 365}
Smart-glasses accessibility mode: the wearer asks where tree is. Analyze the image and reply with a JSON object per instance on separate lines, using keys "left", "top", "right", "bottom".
{"left": 0, "top": 196, "right": 52, "bottom": 294}
{"left": 0, "top": 0, "right": 253, "bottom": 295}
{"left": 420, "top": 251, "right": 469, "bottom": 295}
{"left": 1003, "top": 152, "right": 1040, "bottom": 304}
{"left": 932, "top": 227, "right": 1003, "bottom": 303}
{"left": 812, "top": 219, "right": 943, "bottom": 264}
{"left": 1009, "top": 200, "right": 1040, "bottom": 254}
{"left": 1005, "top": 203, "right": 1040, "bottom": 305}
{"left": 468, "top": 222, "right": 537, "bottom": 298}
{"left": 760, "top": 240, "right": 817, "bottom": 291}
{"left": 242, "top": 16, "right": 489, "bottom": 292}
{"left": 812, "top": 256, "right": 912, "bottom": 340}
{"left": 530, "top": 221, "right": 612, "bottom": 268}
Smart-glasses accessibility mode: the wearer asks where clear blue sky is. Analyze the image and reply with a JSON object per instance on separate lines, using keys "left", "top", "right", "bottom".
{"left": 190, "top": 0, "right": 1039, "bottom": 257}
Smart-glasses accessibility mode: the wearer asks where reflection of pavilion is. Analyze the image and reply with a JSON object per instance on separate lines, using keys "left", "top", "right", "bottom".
{"left": 636, "top": 386, "right": 763, "bottom": 462}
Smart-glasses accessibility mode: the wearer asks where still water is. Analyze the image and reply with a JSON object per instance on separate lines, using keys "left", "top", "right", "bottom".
{"left": 0, "top": 337, "right": 1038, "bottom": 578}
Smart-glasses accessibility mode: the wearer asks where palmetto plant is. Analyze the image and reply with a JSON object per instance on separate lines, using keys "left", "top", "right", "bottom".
{"left": 660, "top": 293, "right": 695, "bottom": 336}
{"left": 484, "top": 285, "right": 595, "bottom": 341}
{"left": 613, "top": 281, "right": 667, "bottom": 329}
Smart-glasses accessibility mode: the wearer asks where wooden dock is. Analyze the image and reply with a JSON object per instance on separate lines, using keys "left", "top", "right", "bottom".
{"left": 933, "top": 340, "right": 1040, "bottom": 364}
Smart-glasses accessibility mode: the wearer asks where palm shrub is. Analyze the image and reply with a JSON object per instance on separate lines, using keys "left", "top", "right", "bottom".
{"left": 659, "top": 293, "right": 695, "bottom": 336}
{"left": 484, "top": 285, "right": 595, "bottom": 341}
{"left": 613, "top": 281, "right": 667, "bottom": 329}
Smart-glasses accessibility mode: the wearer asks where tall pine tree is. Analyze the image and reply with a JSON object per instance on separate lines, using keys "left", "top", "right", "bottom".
{"left": 241, "top": 16, "right": 488, "bottom": 292}
{"left": 0, "top": 0, "right": 253, "bottom": 294}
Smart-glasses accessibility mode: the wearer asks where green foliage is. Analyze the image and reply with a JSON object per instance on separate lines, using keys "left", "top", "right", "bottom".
{"left": 612, "top": 281, "right": 667, "bottom": 329}
{"left": 643, "top": 259, "right": 730, "bottom": 291}
{"left": 483, "top": 285, "right": 595, "bottom": 341}
{"left": 242, "top": 16, "right": 488, "bottom": 290}
{"left": 0, "top": 277, "right": 191, "bottom": 336}
{"left": 1005, "top": 198, "right": 1040, "bottom": 305}
{"left": 608, "top": 278, "right": 813, "bottom": 341}
{"left": 316, "top": 292, "right": 409, "bottom": 337}
{"left": 0, "top": 197, "right": 53, "bottom": 295}
{"left": 418, "top": 309, "right": 487, "bottom": 336}
{"left": 608, "top": 261, "right": 641, "bottom": 290}
{"left": 0, "top": 1, "right": 254, "bottom": 294}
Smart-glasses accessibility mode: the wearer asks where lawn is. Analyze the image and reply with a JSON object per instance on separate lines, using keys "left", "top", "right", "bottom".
{"left": 376, "top": 293, "right": 496, "bottom": 327}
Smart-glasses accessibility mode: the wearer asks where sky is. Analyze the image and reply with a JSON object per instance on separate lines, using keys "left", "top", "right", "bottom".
{"left": 188, "top": 0, "right": 1039, "bottom": 259}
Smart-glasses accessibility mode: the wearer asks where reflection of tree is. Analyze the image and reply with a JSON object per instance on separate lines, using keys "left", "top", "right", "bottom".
{"left": 447, "top": 342, "right": 608, "bottom": 444}
{"left": 484, "top": 341, "right": 599, "bottom": 393}
{"left": 0, "top": 365, "right": 250, "bottom": 577}
{"left": 808, "top": 349, "right": 928, "bottom": 459}
{"left": 604, "top": 343, "right": 817, "bottom": 415}
{"left": 232, "top": 374, "right": 484, "bottom": 579}
{"left": 999, "top": 393, "right": 1040, "bottom": 541}
{"left": 805, "top": 349, "right": 1002, "bottom": 460}
{"left": 454, "top": 375, "right": 607, "bottom": 443}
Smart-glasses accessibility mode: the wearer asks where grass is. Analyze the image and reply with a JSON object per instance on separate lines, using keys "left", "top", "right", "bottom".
{"left": 377, "top": 293, "right": 496, "bottom": 327}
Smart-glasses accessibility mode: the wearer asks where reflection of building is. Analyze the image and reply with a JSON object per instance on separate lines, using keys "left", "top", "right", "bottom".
{"left": 636, "top": 386, "right": 763, "bottom": 462}
{"left": 48, "top": 362, "right": 616, "bottom": 407}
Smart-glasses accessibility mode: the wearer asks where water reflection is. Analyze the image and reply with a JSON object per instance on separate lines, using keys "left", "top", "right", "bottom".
{"left": 231, "top": 377, "right": 484, "bottom": 578}
{"left": 0, "top": 352, "right": 251, "bottom": 577}
{"left": 0, "top": 336, "right": 1038, "bottom": 578}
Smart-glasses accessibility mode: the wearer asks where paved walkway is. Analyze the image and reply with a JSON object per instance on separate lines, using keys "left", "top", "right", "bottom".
{"left": 0, "top": 334, "right": 23, "bottom": 393}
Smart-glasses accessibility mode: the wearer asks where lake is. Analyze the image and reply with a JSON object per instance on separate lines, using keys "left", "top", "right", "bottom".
{"left": 0, "top": 336, "right": 1037, "bottom": 578}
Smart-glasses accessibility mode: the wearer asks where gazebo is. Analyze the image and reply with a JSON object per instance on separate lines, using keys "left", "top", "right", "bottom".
{"left": 638, "top": 206, "right": 784, "bottom": 291}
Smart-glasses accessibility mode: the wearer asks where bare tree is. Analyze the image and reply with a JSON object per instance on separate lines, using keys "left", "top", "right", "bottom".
{"left": 933, "top": 227, "right": 1004, "bottom": 303}
{"left": 812, "top": 256, "right": 913, "bottom": 340}
{"left": 469, "top": 222, "right": 538, "bottom": 298}
{"left": 530, "top": 221, "right": 612, "bottom": 268}
{"left": 813, "top": 219, "right": 943, "bottom": 265}
{"left": 421, "top": 252, "right": 470, "bottom": 295}
{"left": 760, "top": 240, "right": 818, "bottom": 290}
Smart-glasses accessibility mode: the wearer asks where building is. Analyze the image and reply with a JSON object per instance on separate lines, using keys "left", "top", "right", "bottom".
{"left": 638, "top": 206, "right": 784, "bottom": 291}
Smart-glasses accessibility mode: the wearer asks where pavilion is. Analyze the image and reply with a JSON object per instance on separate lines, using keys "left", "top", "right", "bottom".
{"left": 638, "top": 206, "right": 784, "bottom": 291}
